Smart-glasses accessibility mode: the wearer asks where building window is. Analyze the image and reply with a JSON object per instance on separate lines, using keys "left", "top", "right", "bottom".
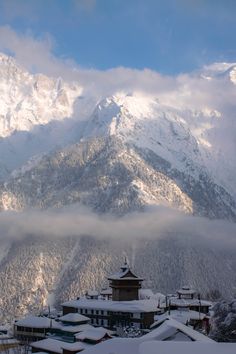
{"left": 96, "top": 310, "right": 99, "bottom": 315}
{"left": 91, "top": 309, "right": 94, "bottom": 314}
{"left": 101, "top": 310, "right": 104, "bottom": 315}
{"left": 85, "top": 309, "right": 88, "bottom": 314}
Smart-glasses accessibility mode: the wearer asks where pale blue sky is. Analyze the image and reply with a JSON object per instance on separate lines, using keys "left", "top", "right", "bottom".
{"left": 0, "top": 0, "right": 236, "bottom": 74}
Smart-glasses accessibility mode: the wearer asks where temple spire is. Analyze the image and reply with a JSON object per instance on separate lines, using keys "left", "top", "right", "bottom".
{"left": 121, "top": 256, "right": 129, "bottom": 272}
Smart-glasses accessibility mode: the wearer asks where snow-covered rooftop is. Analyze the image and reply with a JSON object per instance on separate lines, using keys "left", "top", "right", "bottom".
{"left": 78, "top": 338, "right": 236, "bottom": 354}
{"left": 160, "top": 297, "right": 212, "bottom": 308}
{"left": 76, "top": 327, "right": 111, "bottom": 341}
{"left": 15, "top": 316, "right": 60, "bottom": 329}
{"left": 74, "top": 325, "right": 103, "bottom": 339}
{"left": 139, "top": 342, "right": 236, "bottom": 354}
{"left": 145, "top": 317, "right": 213, "bottom": 342}
{"left": 108, "top": 263, "right": 143, "bottom": 281}
{"left": 153, "top": 309, "right": 207, "bottom": 324}
{"left": 81, "top": 337, "right": 140, "bottom": 354}
{"left": 60, "top": 324, "right": 94, "bottom": 334}
{"left": 59, "top": 313, "right": 90, "bottom": 323}
{"left": 100, "top": 288, "right": 112, "bottom": 295}
{"left": 177, "top": 286, "right": 196, "bottom": 295}
{"left": 62, "top": 298, "right": 159, "bottom": 313}
{"left": 139, "top": 289, "right": 165, "bottom": 301}
{"left": 31, "top": 338, "right": 85, "bottom": 353}
{"left": 87, "top": 290, "right": 99, "bottom": 297}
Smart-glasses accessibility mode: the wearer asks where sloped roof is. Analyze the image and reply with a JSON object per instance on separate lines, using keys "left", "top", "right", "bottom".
{"left": 15, "top": 316, "right": 60, "bottom": 329}
{"left": 139, "top": 342, "right": 236, "bottom": 354}
{"left": 100, "top": 288, "right": 112, "bottom": 295}
{"left": 59, "top": 313, "right": 90, "bottom": 323}
{"left": 160, "top": 297, "right": 212, "bottom": 308}
{"left": 62, "top": 298, "right": 159, "bottom": 313}
{"left": 76, "top": 339, "right": 236, "bottom": 354}
{"left": 177, "top": 286, "right": 196, "bottom": 295}
{"left": 59, "top": 324, "right": 94, "bottom": 334}
{"left": 76, "top": 327, "right": 111, "bottom": 341}
{"left": 108, "top": 266, "right": 143, "bottom": 281}
{"left": 145, "top": 317, "right": 213, "bottom": 342}
{"left": 31, "top": 338, "right": 85, "bottom": 353}
{"left": 153, "top": 309, "right": 207, "bottom": 325}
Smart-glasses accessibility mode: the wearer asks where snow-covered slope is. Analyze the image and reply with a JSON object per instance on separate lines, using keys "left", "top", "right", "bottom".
{"left": 84, "top": 95, "right": 208, "bottom": 177}
{"left": 83, "top": 93, "right": 236, "bottom": 198}
{"left": 0, "top": 53, "right": 82, "bottom": 137}
{"left": 0, "top": 54, "right": 92, "bottom": 180}
{"left": 0, "top": 233, "right": 235, "bottom": 323}
{"left": 0, "top": 135, "right": 235, "bottom": 219}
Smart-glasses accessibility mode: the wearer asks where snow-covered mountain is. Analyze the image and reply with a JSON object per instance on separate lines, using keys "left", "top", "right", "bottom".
{"left": 0, "top": 53, "right": 82, "bottom": 137}
{"left": 0, "top": 53, "right": 236, "bottom": 322}
{"left": 200, "top": 62, "right": 236, "bottom": 84}
{"left": 0, "top": 53, "right": 235, "bottom": 204}
{"left": 0, "top": 135, "right": 235, "bottom": 219}
{"left": 0, "top": 91, "right": 235, "bottom": 218}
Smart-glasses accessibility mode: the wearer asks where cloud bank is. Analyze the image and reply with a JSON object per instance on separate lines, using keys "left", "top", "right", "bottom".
{"left": 0, "top": 206, "right": 235, "bottom": 253}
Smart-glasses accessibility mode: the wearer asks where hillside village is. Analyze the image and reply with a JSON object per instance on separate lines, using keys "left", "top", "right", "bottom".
{"left": 1, "top": 262, "right": 235, "bottom": 354}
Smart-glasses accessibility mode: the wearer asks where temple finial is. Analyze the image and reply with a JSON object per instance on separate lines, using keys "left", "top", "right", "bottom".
{"left": 121, "top": 256, "right": 129, "bottom": 271}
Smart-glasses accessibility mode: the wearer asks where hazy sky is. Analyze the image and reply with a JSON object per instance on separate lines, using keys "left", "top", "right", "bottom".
{"left": 0, "top": 0, "right": 236, "bottom": 74}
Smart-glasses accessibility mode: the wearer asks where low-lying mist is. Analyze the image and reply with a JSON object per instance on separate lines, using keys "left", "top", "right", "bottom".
{"left": 0, "top": 204, "right": 236, "bottom": 252}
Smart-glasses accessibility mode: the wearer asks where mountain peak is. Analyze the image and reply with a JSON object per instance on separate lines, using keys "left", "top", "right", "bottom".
{"left": 83, "top": 93, "right": 160, "bottom": 138}
{"left": 201, "top": 62, "right": 236, "bottom": 84}
{"left": 0, "top": 53, "right": 82, "bottom": 138}
{"left": 0, "top": 52, "right": 16, "bottom": 63}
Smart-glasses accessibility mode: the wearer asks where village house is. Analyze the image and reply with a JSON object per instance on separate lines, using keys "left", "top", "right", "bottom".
{"left": 14, "top": 314, "right": 94, "bottom": 343}
{"left": 162, "top": 285, "right": 211, "bottom": 314}
{"left": 14, "top": 316, "right": 60, "bottom": 342}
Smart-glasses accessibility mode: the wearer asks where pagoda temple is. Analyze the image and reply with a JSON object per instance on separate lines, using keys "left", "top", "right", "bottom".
{"left": 107, "top": 262, "right": 143, "bottom": 301}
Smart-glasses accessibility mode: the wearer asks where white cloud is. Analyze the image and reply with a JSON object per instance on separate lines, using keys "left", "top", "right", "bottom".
{"left": 0, "top": 205, "right": 235, "bottom": 253}
{"left": 0, "top": 26, "right": 77, "bottom": 79}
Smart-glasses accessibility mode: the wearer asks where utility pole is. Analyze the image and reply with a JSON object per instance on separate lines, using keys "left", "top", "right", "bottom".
{"left": 198, "top": 293, "right": 201, "bottom": 321}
